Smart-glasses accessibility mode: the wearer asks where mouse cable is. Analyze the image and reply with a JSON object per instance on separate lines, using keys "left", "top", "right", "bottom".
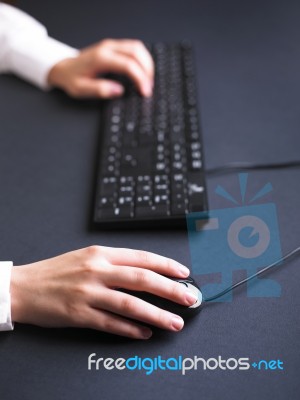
{"left": 205, "top": 160, "right": 300, "bottom": 176}
{"left": 203, "top": 245, "right": 300, "bottom": 302}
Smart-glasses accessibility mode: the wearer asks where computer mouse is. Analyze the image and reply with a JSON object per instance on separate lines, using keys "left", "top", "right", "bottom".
{"left": 118, "top": 276, "right": 202, "bottom": 319}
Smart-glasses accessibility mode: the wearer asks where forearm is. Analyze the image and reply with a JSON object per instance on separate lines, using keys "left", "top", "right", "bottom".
{"left": 0, "top": 2, "right": 78, "bottom": 89}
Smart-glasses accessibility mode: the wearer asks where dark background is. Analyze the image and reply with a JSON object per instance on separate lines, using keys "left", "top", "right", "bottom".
{"left": 0, "top": 0, "right": 300, "bottom": 399}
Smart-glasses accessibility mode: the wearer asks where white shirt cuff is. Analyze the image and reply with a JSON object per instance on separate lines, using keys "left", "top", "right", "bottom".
{"left": 0, "top": 261, "right": 14, "bottom": 331}
{"left": 8, "top": 36, "right": 79, "bottom": 90}
{"left": 0, "top": 3, "right": 79, "bottom": 90}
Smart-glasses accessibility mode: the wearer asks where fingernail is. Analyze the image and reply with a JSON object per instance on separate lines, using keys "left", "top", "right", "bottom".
{"left": 143, "top": 82, "right": 152, "bottom": 97}
{"left": 111, "top": 83, "right": 124, "bottom": 96}
{"left": 171, "top": 316, "right": 184, "bottom": 331}
{"left": 140, "top": 328, "right": 152, "bottom": 339}
{"left": 185, "top": 291, "right": 198, "bottom": 305}
{"left": 178, "top": 265, "right": 190, "bottom": 277}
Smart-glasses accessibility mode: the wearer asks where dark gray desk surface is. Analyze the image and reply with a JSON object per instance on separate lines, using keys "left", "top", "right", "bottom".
{"left": 0, "top": 0, "right": 300, "bottom": 399}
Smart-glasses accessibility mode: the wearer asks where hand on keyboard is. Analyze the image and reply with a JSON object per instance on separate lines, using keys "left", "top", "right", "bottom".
{"left": 48, "top": 39, "right": 154, "bottom": 98}
{"left": 94, "top": 43, "right": 208, "bottom": 227}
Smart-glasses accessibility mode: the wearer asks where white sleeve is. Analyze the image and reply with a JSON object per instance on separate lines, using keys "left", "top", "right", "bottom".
{"left": 0, "top": 261, "right": 14, "bottom": 331}
{"left": 0, "top": 3, "right": 79, "bottom": 89}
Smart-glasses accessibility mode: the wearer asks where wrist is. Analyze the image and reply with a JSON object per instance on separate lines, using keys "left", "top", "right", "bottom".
{"left": 47, "top": 57, "right": 73, "bottom": 90}
{"left": 10, "top": 266, "right": 25, "bottom": 323}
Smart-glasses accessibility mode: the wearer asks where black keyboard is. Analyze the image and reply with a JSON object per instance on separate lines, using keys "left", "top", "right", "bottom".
{"left": 93, "top": 43, "right": 208, "bottom": 228}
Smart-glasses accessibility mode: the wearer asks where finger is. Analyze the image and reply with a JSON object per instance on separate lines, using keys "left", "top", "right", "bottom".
{"left": 91, "top": 288, "right": 184, "bottom": 332}
{"left": 96, "top": 51, "right": 152, "bottom": 96}
{"left": 110, "top": 40, "right": 154, "bottom": 81}
{"left": 71, "top": 78, "right": 124, "bottom": 98}
{"left": 101, "top": 247, "right": 190, "bottom": 278}
{"left": 106, "top": 267, "right": 198, "bottom": 306}
{"left": 86, "top": 308, "right": 152, "bottom": 339}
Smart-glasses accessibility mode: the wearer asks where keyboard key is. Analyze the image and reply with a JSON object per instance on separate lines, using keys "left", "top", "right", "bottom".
{"left": 171, "top": 202, "right": 187, "bottom": 215}
{"left": 188, "top": 193, "right": 205, "bottom": 212}
{"left": 96, "top": 208, "right": 116, "bottom": 219}
{"left": 136, "top": 205, "right": 170, "bottom": 218}
{"left": 100, "top": 179, "right": 117, "bottom": 196}
{"left": 114, "top": 205, "right": 134, "bottom": 218}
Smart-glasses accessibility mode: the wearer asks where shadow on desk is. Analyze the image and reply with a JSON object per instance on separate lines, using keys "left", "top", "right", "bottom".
{"left": 0, "top": 321, "right": 187, "bottom": 346}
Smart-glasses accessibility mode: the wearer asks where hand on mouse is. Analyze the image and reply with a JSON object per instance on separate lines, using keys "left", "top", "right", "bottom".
{"left": 10, "top": 246, "right": 197, "bottom": 339}
{"left": 47, "top": 39, "right": 154, "bottom": 99}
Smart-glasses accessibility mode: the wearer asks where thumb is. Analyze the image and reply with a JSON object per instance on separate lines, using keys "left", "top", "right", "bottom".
{"left": 74, "top": 78, "right": 124, "bottom": 98}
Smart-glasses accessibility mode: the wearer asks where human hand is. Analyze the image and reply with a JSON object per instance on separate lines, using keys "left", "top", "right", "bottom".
{"left": 47, "top": 39, "right": 154, "bottom": 99}
{"left": 10, "top": 246, "right": 197, "bottom": 339}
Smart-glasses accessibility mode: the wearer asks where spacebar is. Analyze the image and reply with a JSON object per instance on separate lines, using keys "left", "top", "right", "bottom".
{"left": 135, "top": 205, "right": 170, "bottom": 217}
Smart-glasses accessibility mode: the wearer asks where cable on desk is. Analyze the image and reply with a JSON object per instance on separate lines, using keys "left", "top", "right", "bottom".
{"left": 203, "top": 246, "right": 300, "bottom": 302}
{"left": 202, "top": 159, "right": 300, "bottom": 301}
{"left": 205, "top": 160, "right": 300, "bottom": 176}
